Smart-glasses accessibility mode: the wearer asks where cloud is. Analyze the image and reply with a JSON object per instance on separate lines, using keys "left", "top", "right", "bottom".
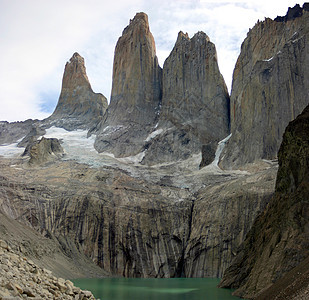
{"left": 0, "top": 0, "right": 301, "bottom": 121}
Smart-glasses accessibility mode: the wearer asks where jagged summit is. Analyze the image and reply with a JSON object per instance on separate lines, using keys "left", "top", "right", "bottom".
{"left": 123, "top": 12, "right": 151, "bottom": 35}
{"left": 47, "top": 52, "right": 108, "bottom": 130}
{"left": 275, "top": 2, "right": 309, "bottom": 22}
{"left": 61, "top": 52, "right": 92, "bottom": 90}
{"left": 220, "top": 4, "right": 309, "bottom": 169}
{"left": 142, "top": 29, "right": 230, "bottom": 165}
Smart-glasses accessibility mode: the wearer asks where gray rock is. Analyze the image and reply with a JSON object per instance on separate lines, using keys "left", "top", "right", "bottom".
{"left": 221, "top": 8, "right": 309, "bottom": 169}
{"left": 46, "top": 52, "right": 108, "bottom": 131}
{"left": 94, "top": 13, "right": 162, "bottom": 157}
{"left": 142, "top": 31, "right": 230, "bottom": 165}
{"left": 28, "top": 137, "right": 64, "bottom": 165}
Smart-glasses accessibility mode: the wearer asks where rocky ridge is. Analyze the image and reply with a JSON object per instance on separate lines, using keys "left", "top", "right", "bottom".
{"left": 0, "top": 4, "right": 308, "bottom": 300}
{"left": 219, "top": 103, "right": 309, "bottom": 298}
{"left": 220, "top": 3, "right": 309, "bottom": 169}
{"left": 0, "top": 239, "right": 95, "bottom": 299}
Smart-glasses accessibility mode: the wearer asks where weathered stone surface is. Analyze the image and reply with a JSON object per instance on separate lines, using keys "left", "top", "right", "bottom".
{"left": 18, "top": 125, "right": 46, "bottom": 149}
{"left": 0, "top": 119, "right": 38, "bottom": 146}
{"left": 27, "top": 137, "right": 64, "bottom": 165}
{"left": 94, "top": 12, "right": 162, "bottom": 157}
{"left": 221, "top": 4, "right": 309, "bottom": 169}
{"left": 219, "top": 104, "right": 309, "bottom": 298}
{"left": 183, "top": 165, "right": 276, "bottom": 278}
{"left": 142, "top": 31, "right": 230, "bottom": 165}
{"left": 47, "top": 52, "right": 108, "bottom": 130}
{"left": 0, "top": 150, "right": 277, "bottom": 280}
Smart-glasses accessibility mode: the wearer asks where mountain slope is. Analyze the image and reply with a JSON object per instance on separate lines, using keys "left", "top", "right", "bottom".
{"left": 219, "top": 103, "right": 309, "bottom": 299}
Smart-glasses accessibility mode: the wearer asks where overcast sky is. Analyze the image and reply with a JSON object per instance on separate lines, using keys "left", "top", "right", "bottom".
{"left": 0, "top": 0, "right": 301, "bottom": 121}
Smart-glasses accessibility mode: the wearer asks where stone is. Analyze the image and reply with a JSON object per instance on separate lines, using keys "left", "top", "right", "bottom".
{"left": 142, "top": 31, "right": 230, "bottom": 165}
{"left": 0, "top": 119, "right": 38, "bottom": 146}
{"left": 220, "top": 6, "right": 309, "bottom": 169}
{"left": 28, "top": 137, "right": 64, "bottom": 165}
{"left": 47, "top": 52, "right": 108, "bottom": 130}
{"left": 94, "top": 12, "right": 162, "bottom": 157}
{"left": 219, "top": 103, "right": 309, "bottom": 298}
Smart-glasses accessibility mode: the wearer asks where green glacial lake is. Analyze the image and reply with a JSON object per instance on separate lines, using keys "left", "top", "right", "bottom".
{"left": 73, "top": 278, "right": 241, "bottom": 300}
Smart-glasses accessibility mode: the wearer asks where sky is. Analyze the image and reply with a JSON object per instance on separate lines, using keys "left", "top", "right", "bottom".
{"left": 0, "top": 0, "right": 302, "bottom": 122}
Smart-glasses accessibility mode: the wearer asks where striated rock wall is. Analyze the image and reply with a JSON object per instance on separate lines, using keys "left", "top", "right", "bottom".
{"left": 0, "top": 155, "right": 277, "bottom": 280}
{"left": 221, "top": 4, "right": 309, "bottom": 169}
{"left": 94, "top": 13, "right": 162, "bottom": 157}
{"left": 183, "top": 167, "right": 276, "bottom": 278}
{"left": 48, "top": 52, "right": 108, "bottom": 130}
{"left": 142, "top": 31, "right": 230, "bottom": 165}
{"left": 219, "top": 104, "right": 309, "bottom": 299}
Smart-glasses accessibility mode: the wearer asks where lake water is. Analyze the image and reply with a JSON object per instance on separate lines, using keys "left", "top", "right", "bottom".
{"left": 73, "top": 278, "right": 241, "bottom": 300}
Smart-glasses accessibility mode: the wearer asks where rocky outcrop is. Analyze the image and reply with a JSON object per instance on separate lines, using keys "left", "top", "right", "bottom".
{"left": 0, "top": 119, "right": 38, "bottom": 146}
{"left": 220, "top": 4, "right": 309, "bottom": 169}
{"left": 0, "top": 239, "right": 95, "bottom": 299}
{"left": 27, "top": 137, "right": 64, "bottom": 165}
{"left": 219, "top": 104, "right": 309, "bottom": 298}
{"left": 94, "top": 13, "right": 162, "bottom": 157}
{"left": 142, "top": 31, "right": 230, "bottom": 165}
{"left": 48, "top": 52, "right": 108, "bottom": 130}
{"left": 0, "top": 150, "right": 277, "bottom": 280}
{"left": 183, "top": 165, "right": 276, "bottom": 278}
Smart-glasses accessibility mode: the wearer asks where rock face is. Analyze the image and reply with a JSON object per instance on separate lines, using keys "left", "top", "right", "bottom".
{"left": 0, "top": 152, "right": 277, "bottom": 280}
{"left": 0, "top": 239, "right": 96, "bottom": 299}
{"left": 183, "top": 166, "right": 276, "bottom": 278}
{"left": 48, "top": 52, "right": 108, "bottom": 130}
{"left": 94, "top": 13, "right": 162, "bottom": 157}
{"left": 220, "top": 4, "right": 309, "bottom": 169}
{"left": 219, "top": 103, "right": 309, "bottom": 298}
{"left": 27, "top": 137, "right": 64, "bottom": 165}
{"left": 142, "top": 31, "right": 230, "bottom": 165}
{"left": 0, "top": 120, "right": 38, "bottom": 146}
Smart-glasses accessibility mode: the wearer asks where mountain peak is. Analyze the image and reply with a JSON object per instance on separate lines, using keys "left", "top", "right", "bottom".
{"left": 48, "top": 52, "right": 108, "bottom": 130}
{"left": 275, "top": 2, "right": 309, "bottom": 22}
{"left": 61, "top": 52, "right": 91, "bottom": 90}
{"left": 123, "top": 12, "right": 150, "bottom": 36}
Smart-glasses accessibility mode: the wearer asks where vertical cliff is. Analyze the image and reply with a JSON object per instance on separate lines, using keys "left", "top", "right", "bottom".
{"left": 49, "top": 52, "right": 108, "bottom": 130}
{"left": 220, "top": 4, "right": 309, "bottom": 169}
{"left": 142, "top": 31, "right": 230, "bottom": 165}
{"left": 219, "top": 103, "right": 309, "bottom": 298}
{"left": 94, "top": 13, "right": 162, "bottom": 157}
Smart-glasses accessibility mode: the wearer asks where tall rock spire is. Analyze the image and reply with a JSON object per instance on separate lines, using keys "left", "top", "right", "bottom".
{"left": 94, "top": 12, "right": 162, "bottom": 157}
{"left": 142, "top": 31, "right": 230, "bottom": 165}
{"left": 49, "top": 52, "right": 108, "bottom": 130}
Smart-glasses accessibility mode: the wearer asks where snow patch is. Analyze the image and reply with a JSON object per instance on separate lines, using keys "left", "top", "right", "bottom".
{"left": 117, "top": 151, "right": 146, "bottom": 164}
{"left": 263, "top": 56, "right": 274, "bottom": 62}
{"left": 0, "top": 142, "right": 24, "bottom": 157}
{"left": 0, "top": 137, "right": 25, "bottom": 157}
{"left": 145, "top": 129, "right": 163, "bottom": 142}
{"left": 101, "top": 125, "right": 125, "bottom": 135}
{"left": 203, "top": 133, "right": 232, "bottom": 172}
